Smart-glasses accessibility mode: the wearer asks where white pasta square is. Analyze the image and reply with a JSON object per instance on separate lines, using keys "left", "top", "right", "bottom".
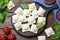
{"left": 38, "top": 36, "right": 46, "bottom": 40}
{"left": 31, "top": 10, "right": 39, "bottom": 18}
{"left": 43, "top": 17, "right": 46, "bottom": 25}
{"left": 29, "top": 3, "right": 37, "bottom": 11}
{"left": 14, "top": 7, "right": 23, "bottom": 15}
{"left": 22, "top": 9, "right": 31, "bottom": 16}
{"left": 14, "top": 22, "right": 22, "bottom": 30}
{"left": 17, "top": 15, "right": 26, "bottom": 22}
{"left": 22, "top": 24, "right": 30, "bottom": 32}
{"left": 45, "top": 27, "right": 55, "bottom": 37}
{"left": 37, "top": 17, "right": 46, "bottom": 24}
{"left": 38, "top": 7, "right": 45, "bottom": 16}
{"left": 7, "top": 1, "right": 15, "bottom": 10}
{"left": 12, "top": 15, "right": 19, "bottom": 23}
{"left": 27, "top": 16, "right": 36, "bottom": 25}
{"left": 30, "top": 24, "right": 38, "bottom": 33}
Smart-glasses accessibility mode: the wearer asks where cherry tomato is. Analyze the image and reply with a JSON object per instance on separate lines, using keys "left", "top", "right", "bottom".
{"left": 8, "top": 34, "right": 15, "bottom": 40}
{"left": 0, "top": 34, "right": 7, "bottom": 40}
{"left": 2, "top": 25, "right": 11, "bottom": 35}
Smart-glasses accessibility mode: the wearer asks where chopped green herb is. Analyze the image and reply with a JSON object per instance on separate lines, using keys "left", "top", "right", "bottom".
{"left": 51, "top": 20, "right": 60, "bottom": 40}
{"left": 21, "top": 3, "right": 29, "bottom": 9}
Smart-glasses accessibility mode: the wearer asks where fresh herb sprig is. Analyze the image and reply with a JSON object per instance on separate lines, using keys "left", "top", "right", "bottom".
{"left": 0, "top": 0, "right": 10, "bottom": 23}
{"left": 51, "top": 20, "right": 60, "bottom": 40}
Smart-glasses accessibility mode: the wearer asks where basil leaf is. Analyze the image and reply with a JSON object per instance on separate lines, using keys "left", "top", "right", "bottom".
{"left": 0, "top": 0, "right": 10, "bottom": 23}
{"left": 51, "top": 20, "right": 60, "bottom": 40}
{"left": 4, "top": 11, "right": 10, "bottom": 17}
{"left": 51, "top": 32, "right": 60, "bottom": 40}
{"left": 36, "top": 23, "right": 44, "bottom": 29}
{"left": 0, "top": 0, "right": 3, "bottom": 6}
{"left": 0, "top": 13, "right": 4, "bottom": 23}
{"left": 21, "top": 3, "right": 29, "bottom": 9}
{"left": 0, "top": 0, "right": 9, "bottom": 9}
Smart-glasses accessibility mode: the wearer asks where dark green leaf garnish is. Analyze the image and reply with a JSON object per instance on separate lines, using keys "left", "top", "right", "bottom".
{"left": 0, "top": 0, "right": 10, "bottom": 9}
{"left": 0, "top": 0, "right": 10, "bottom": 23}
{"left": 0, "top": 13, "right": 5, "bottom": 23}
{"left": 4, "top": 11, "right": 10, "bottom": 17}
{"left": 51, "top": 20, "right": 60, "bottom": 40}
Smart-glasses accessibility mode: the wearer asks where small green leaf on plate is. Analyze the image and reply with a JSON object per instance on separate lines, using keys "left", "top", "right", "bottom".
{"left": 21, "top": 3, "right": 29, "bottom": 9}
{"left": 36, "top": 23, "right": 44, "bottom": 29}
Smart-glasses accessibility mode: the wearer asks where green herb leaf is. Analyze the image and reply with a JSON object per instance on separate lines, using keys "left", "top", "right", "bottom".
{"left": 36, "top": 23, "right": 44, "bottom": 29}
{"left": 51, "top": 32, "right": 60, "bottom": 40}
{"left": 21, "top": 3, "right": 29, "bottom": 9}
{"left": 0, "top": 0, "right": 10, "bottom": 9}
{"left": 51, "top": 20, "right": 60, "bottom": 40}
{"left": 0, "top": 13, "right": 4, "bottom": 23}
{"left": 4, "top": 11, "right": 10, "bottom": 17}
{"left": 0, "top": 0, "right": 10, "bottom": 23}
{"left": 0, "top": 0, "right": 3, "bottom": 6}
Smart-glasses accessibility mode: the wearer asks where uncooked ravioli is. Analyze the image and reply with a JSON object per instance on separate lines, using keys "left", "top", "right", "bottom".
{"left": 14, "top": 22, "right": 22, "bottom": 30}
{"left": 12, "top": 3, "right": 46, "bottom": 34}
{"left": 29, "top": 3, "right": 37, "bottom": 11}
{"left": 38, "top": 7, "right": 45, "bottom": 16}
{"left": 30, "top": 24, "right": 38, "bottom": 33}
{"left": 22, "top": 24, "right": 30, "bottom": 32}
{"left": 7, "top": 1, "right": 15, "bottom": 10}
{"left": 14, "top": 7, "right": 23, "bottom": 15}
{"left": 17, "top": 15, "right": 26, "bottom": 23}
{"left": 31, "top": 10, "right": 39, "bottom": 18}
{"left": 27, "top": 16, "right": 36, "bottom": 25}
{"left": 22, "top": 9, "right": 31, "bottom": 16}
{"left": 12, "top": 15, "right": 19, "bottom": 23}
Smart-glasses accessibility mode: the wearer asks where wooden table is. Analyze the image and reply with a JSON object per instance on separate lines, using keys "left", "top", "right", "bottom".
{"left": 0, "top": 0, "right": 57, "bottom": 40}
